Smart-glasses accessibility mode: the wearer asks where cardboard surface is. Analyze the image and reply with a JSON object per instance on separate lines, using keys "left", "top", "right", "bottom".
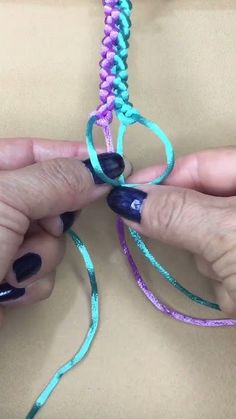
{"left": 0, "top": 1, "right": 235, "bottom": 418}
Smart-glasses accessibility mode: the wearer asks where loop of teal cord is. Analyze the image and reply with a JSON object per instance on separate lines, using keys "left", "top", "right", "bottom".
{"left": 25, "top": 229, "right": 99, "bottom": 419}
{"left": 86, "top": 113, "right": 175, "bottom": 187}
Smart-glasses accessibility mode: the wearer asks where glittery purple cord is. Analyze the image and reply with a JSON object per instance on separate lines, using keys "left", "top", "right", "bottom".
{"left": 116, "top": 217, "right": 236, "bottom": 327}
{"left": 94, "top": 0, "right": 120, "bottom": 150}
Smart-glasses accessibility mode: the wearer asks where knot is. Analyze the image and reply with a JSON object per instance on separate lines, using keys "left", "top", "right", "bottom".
{"left": 114, "top": 97, "right": 140, "bottom": 125}
{"left": 97, "top": 2, "right": 120, "bottom": 120}
{"left": 93, "top": 109, "right": 113, "bottom": 128}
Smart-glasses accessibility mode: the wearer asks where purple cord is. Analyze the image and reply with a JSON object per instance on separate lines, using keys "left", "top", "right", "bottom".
{"left": 94, "top": 0, "right": 120, "bottom": 149}
{"left": 116, "top": 217, "right": 236, "bottom": 327}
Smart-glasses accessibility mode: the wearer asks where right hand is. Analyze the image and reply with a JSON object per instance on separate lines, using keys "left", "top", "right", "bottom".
{"left": 107, "top": 147, "right": 236, "bottom": 314}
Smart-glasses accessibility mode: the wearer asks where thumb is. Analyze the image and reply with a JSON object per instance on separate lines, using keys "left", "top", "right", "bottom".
{"left": 107, "top": 185, "right": 236, "bottom": 259}
{"left": 0, "top": 153, "right": 126, "bottom": 280}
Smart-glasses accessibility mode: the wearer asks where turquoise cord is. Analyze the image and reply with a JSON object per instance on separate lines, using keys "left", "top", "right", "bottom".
{"left": 25, "top": 230, "right": 99, "bottom": 419}
{"left": 129, "top": 228, "right": 220, "bottom": 311}
{"left": 86, "top": 114, "right": 175, "bottom": 188}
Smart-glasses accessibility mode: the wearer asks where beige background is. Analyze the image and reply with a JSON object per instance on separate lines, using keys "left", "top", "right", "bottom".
{"left": 0, "top": 1, "right": 235, "bottom": 418}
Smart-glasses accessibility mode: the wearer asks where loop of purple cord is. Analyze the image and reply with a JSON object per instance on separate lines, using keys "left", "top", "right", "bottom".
{"left": 96, "top": 0, "right": 236, "bottom": 327}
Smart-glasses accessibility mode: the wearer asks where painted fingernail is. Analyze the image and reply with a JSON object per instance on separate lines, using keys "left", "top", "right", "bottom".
{"left": 60, "top": 211, "right": 76, "bottom": 232}
{"left": 83, "top": 152, "right": 125, "bottom": 184}
{"left": 107, "top": 187, "right": 147, "bottom": 223}
{"left": 13, "top": 253, "right": 42, "bottom": 283}
{"left": 0, "top": 283, "right": 25, "bottom": 302}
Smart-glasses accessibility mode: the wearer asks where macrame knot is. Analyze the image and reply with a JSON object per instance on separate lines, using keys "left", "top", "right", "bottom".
{"left": 97, "top": 1, "right": 120, "bottom": 129}
{"left": 114, "top": 97, "right": 139, "bottom": 125}
{"left": 93, "top": 109, "right": 113, "bottom": 128}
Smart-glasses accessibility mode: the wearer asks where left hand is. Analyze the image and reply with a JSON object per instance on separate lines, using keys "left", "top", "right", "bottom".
{"left": 0, "top": 137, "right": 129, "bottom": 326}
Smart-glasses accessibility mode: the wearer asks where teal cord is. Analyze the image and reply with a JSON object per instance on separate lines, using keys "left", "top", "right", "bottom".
{"left": 86, "top": 115, "right": 121, "bottom": 187}
{"left": 129, "top": 228, "right": 220, "bottom": 310}
{"left": 86, "top": 114, "right": 175, "bottom": 188}
{"left": 25, "top": 229, "right": 99, "bottom": 419}
{"left": 116, "top": 115, "right": 175, "bottom": 187}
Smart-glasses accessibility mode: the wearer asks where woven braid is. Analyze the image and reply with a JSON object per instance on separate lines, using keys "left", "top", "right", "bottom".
{"left": 96, "top": 0, "right": 120, "bottom": 127}
{"left": 113, "top": 0, "right": 140, "bottom": 124}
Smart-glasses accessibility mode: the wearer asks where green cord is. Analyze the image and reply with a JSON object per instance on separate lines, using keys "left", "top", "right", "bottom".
{"left": 25, "top": 230, "right": 99, "bottom": 418}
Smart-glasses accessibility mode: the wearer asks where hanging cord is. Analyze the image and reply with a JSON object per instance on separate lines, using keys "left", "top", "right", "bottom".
{"left": 25, "top": 230, "right": 99, "bottom": 418}
{"left": 117, "top": 218, "right": 236, "bottom": 327}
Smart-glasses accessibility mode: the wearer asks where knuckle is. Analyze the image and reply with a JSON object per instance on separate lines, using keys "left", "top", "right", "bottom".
{"left": 0, "top": 200, "right": 28, "bottom": 238}
{"left": 149, "top": 188, "right": 188, "bottom": 240}
{"left": 212, "top": 243, "right": 236, "bottom": 280}
{"left": 41, "top": 158, "right": 88, "bottom": 198}
{"left": 204, "top": 227, "right": 236, "bottom": 259}
{"left": 198, "top": 204, "right": 236, "bottom": 261}
{"left": 224, "top": 275, "right": 236, "bottom": 293}
{"left": 0, "top": 175, "right": 29, "bottom": 220}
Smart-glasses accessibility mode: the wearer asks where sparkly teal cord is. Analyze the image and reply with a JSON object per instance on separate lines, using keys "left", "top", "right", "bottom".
{"left": 129, "top": 228, "right": 220, "bottom": 310}
{"left": 25, "top": 229, "right": 99, "bottom": 419}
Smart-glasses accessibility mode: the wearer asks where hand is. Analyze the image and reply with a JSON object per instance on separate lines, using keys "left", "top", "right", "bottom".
{"left": 107, "top": 147, "right": 236, "bottom": 314}
{"left": 0, "top": 138, "right": 129, "bottom": 326}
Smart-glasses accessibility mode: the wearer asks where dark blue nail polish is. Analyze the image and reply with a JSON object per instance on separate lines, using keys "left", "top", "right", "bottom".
{"left": 107, "top": 187, "right": 147, "bottom": 223}
{"left": 83, "top": 152, "right": 125, "bottom": 184}
{"left": 0, "top": 283, "right": 25, "bottom": 302}
{"left": 60, "top": 211, "right": 76, "bottom": 232}
{"left": 13, "top": 253, "right": 42, "bottom": 283}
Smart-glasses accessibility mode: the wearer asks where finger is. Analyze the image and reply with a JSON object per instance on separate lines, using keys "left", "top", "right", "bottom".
{"left": 0, "top": 153, "right": 130, "bottom": 280}
{"left": 194, "top": 255, "right": 221, "bottom": 282}
{"left": 213, "top": 282, "right": 236, "bottom": 315}
{"left": 128, "top": 147, "right": 236, "bottom": 196}
{"left": 6, "top": 232, "right": 65, "bottom": 287}
{"left": 27, "top": 212, "right": 80, "bottom": 237}
{"left": 39, "top": 211, "right": 79, "bottom": 237}
{"left": 0, "top": 273, "right": 55, "bottom": 306}
{"left": 25, "top": 272, "right": 55, "bottom": 303}
{"left": 223, "top": 275, "right": 236, "bottom": 297}
{"left": 107, "top": 185, "right": 235, "bottom": 258}
{"left": 0, "top": 138, "right": 104, "bottom": 170}
{"left": 1, "top": 153, "right": 129, "bottom": 220}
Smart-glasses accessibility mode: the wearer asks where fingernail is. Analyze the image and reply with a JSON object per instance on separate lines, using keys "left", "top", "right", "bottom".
{"left": 107, "top": 187, "right": 147, "bottom": 223}
{"left": 13, "top": 253, "right": 42, "bottom": 283}
{"left": 0, "top": 283, "right": 25, "bottom": 302}
{"left": 60, "top": 211, "right": 76, "bottom": 232}
{"left": 83, "top": 152, "right": 125, "bottom": 184}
